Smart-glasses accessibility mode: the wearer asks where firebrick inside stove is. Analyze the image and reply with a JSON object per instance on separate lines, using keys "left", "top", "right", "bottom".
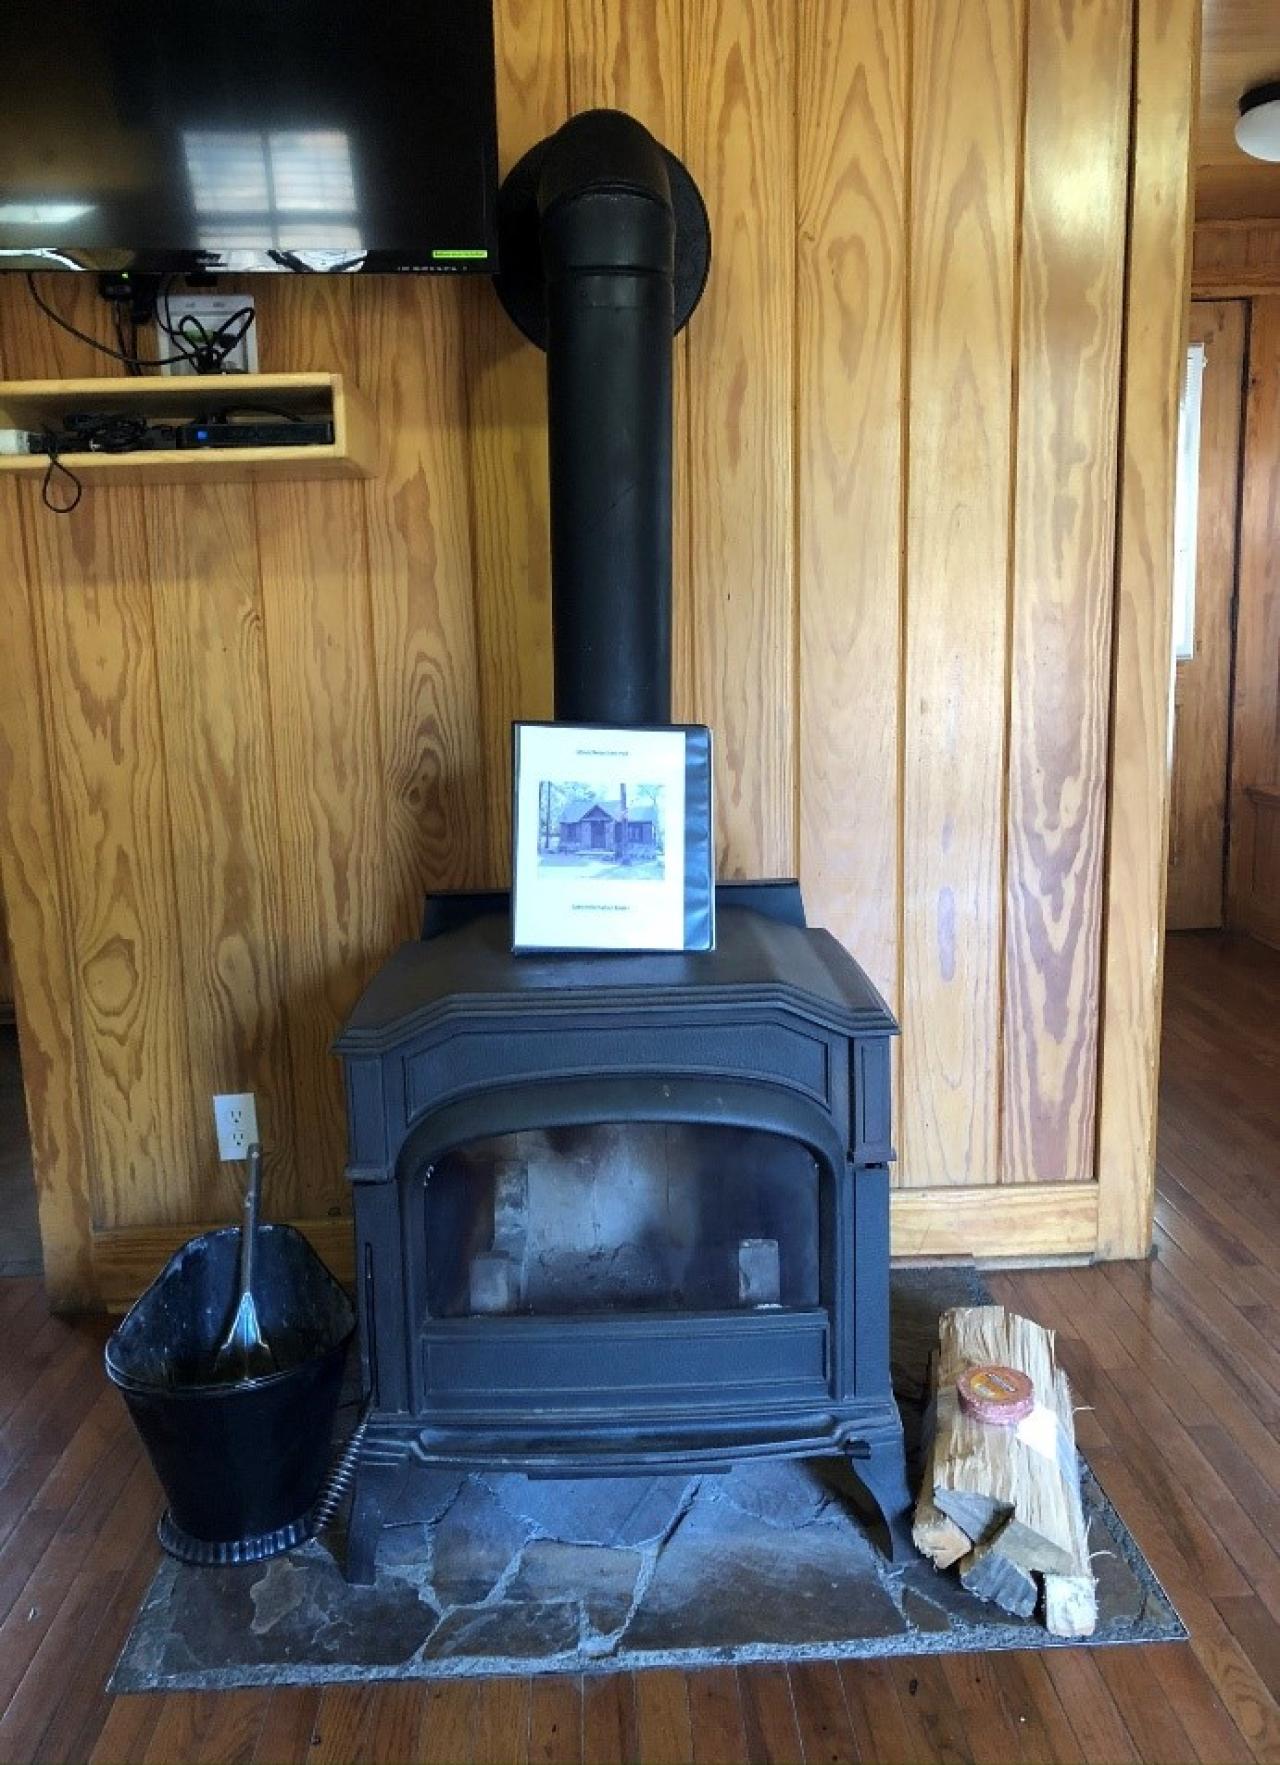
{"left": 334, "top": 109, "right": 911, "bottom": 1582}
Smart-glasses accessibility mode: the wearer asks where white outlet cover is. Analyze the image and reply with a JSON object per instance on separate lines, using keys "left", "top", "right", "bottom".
{"left": 159, "top": 291, "right": 258, "bottom": 376}
{"left": 213, "top": 1092, "right": 259, "bottom": 1161}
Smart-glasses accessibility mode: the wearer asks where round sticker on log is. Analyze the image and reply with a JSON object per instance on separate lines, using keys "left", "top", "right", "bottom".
{"left": 957, "top": 1364, "right": 1034, "bottom": 1425}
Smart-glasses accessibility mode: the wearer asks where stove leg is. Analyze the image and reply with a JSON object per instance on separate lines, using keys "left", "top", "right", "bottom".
{"left": 345, "top": 1451, "right": 407, "bottom": 1586}
{"left": 846, "top": 1433, "right": 915, "bottom": 1565}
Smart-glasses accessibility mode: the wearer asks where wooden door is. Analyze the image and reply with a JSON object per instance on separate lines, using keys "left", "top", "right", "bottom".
{"left": 1167, "top": 301, "right": 1247, "bottom": 929}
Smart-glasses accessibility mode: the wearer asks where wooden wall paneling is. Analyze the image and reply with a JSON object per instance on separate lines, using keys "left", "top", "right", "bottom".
{"left": 1166, "top": 301, "right": 1247, "bottom": 931}
{"left": 1238, "top": 787, "right": 1280, "bottom": 948}
{"left": 142, "top": 482, "right": 301, "bottom": 1218}
{"left": 251, "top": 278, "right": 391, "bottom": 1211}
{"left": 1096, "top": 0, "right": 1200, "bottom": 1259}
{"left": 1000, "top": 0, "right": 1132, "bottom": 1186}
{"left": 1227, "top": 296, "right": 1280, "bottom": 945}
{"left": 794, "top": 0, "right": 907, "bottom": 1015}
{"left": 1194, "top": 223, "right": 1280, "bottom": 298}
{"left": 463, "top": 0, "right": 567, "bottom": 885}
{"left": 354, "top": 278, "right": 489, "bottom": 921}
{"left": 562, "top": 0, "right": 696, "bottom": 730}
{"left": 683, "top": 0, "right": 796, "bottom": 879}
{"left": 2, "top": 278, "right": 204, "bottom": 1234}
{"left": 900, "top": 0, "right": 1023, "bottom": 1188}
{"left": 26, "top": 476, "right": 205, "bottom": 1229}
{"left": 0, "top": 466, "right": 94, "bottom": 1303}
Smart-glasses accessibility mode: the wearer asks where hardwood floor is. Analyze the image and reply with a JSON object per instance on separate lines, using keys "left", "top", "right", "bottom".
{"left": 1, "top": 931, "right": 1278, "bottom": 1764}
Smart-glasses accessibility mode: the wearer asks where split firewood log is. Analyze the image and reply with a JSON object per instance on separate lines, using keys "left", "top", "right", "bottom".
{"left": 931, "top": 1306, "right": 1076, "bottom": 1576}
{"left": 913, "top": 1353, "right": 973, "bottom": 1570}
{"left": 1040, "top": 1365, "right": 1098, "bottom": 1638}
{"left": 921, "top": 1304, "right": 1098, "bottom": 1638}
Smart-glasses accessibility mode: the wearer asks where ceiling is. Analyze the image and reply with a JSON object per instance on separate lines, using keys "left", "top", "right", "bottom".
{"left": 1198, "top": 0, "right": 1280, "bottom": 220}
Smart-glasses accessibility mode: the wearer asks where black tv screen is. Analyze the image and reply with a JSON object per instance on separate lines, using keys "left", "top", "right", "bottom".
{"left": 0, "top": 0, "right": 498, "bottom": 273}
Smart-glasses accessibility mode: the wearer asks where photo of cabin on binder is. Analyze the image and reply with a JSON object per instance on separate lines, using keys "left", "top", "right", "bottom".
{"left": 512, "top": 722, "right": 714, "bottom": 952}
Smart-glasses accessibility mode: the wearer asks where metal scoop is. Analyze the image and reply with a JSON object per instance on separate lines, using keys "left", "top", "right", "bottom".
{"left": 212, "top": 1143, "right": 277, "bottom": 1381}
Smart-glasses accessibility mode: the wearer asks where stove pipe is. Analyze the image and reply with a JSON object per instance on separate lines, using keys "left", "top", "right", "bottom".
{"left": 495, "top": 111, "right": 710, "bottom": 727}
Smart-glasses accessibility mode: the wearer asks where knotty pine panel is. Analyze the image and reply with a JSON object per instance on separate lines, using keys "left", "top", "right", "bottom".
{"left": 1228, "top": 296, "right": 1280, "bottom": 948}
{"left": 143, "top": 482, "right": 301, "bottom": 1219}
{"left": 251, "top": 279, "right": 391, "bottom": 1212}
{"left": 464, "top": 0, "right": 567, "bottom": 883}
{"left": 0, "top": 279, "right": 205, "bottom": 1233}
{"left": 22, "top": 481, "right": 202, "bottom": 1228}
{"left": 0, "top": 478, "right": 95, "bottom": 1300}
{"left": 1096, "top": 0, "right": 1199, "bottom": 1259}
{"left": 1193, "top": 221, "right": 1280, "bottom": 298}
{"left": 1167, "top": 301, "right": 1246, "bottom": 932}
{"left": 0, "top": 0, "right": 1200, "bottom": 1296}
{"left": 354, "top": 278, "right": 489, "bottom": 916}
{"left": 900, "top": 0, "right": 1022, "bottom": 1187}
{"left": 1000, "top": 0, "right": 1131, "bottom": 1185}
{"left": 795, "top": 0, "right": 907, "bottom": 1017}
{"left": 683, "top": 0, "right": 795, "bottom": 880}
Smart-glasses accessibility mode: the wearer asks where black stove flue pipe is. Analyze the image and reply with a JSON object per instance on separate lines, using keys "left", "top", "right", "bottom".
{"left": 494, "top": 111, "right": 711, "bottom": 727}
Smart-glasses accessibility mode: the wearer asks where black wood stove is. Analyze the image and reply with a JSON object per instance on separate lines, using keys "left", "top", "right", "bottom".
{"left": 334, "top": 111, "right": 910, "bottom": 1582}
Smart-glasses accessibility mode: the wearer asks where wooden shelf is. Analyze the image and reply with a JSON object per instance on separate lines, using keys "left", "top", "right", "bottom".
{"left": 0, "top": 371, "right": 374, "bottom": 486}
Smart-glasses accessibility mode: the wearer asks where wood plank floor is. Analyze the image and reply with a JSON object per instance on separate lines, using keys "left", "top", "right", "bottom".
{"left": 1, "top": 931, "right": 1278, "bottom": 1764}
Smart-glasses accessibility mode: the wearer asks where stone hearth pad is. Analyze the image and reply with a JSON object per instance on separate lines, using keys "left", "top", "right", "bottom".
{"left": 110, "top": 1271, "right": 1184, "bottom": 1691}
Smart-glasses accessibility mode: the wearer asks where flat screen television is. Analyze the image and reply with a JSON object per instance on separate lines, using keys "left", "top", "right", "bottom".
{"left": 0, "top": 0, "right": 498, "bottom": 274}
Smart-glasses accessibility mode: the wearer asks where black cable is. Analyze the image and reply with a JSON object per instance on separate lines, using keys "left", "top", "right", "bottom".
{"left": 112, "top": 306, "right": 142, "bottom": 377}
{"left": 156, "top": 275, "right": 203, "bottom": 371}
{"left": 38, "top": 432, "right": 82, "bottom": 515}
{"left": 26, "top": 273, "right": 191, "bottom": 370}
{"left": 165, "top": 301, "right": 256, "bottom": 374}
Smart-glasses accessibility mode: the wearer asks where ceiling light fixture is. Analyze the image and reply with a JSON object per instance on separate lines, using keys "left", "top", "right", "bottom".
{"left": 1236, "top": 83, "right": 1280, "bottom": 162}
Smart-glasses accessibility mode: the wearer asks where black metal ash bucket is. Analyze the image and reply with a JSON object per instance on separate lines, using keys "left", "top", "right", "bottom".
{"left": 106, "top": 1223, "right": 355, "bottom": 1565}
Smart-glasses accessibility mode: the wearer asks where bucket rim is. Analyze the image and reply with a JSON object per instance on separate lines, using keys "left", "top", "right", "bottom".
{"left": 105, "top": 1319, "right": 354, "bottom": 1397}
{"left": 104, "top": 1220, "right": 355, "bottom": 1397}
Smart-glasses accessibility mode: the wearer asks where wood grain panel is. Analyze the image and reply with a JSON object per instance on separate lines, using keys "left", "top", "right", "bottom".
{"left": 795, "top": 0, "right": 907, "bottom": 1011}
{"left": 354, "top": 277, "right": 488, "bottom": 921}
{"left": 23, "top": 487, "right": 201, "bottom": 1228}
{"left": 0, "top": 473, "right": 94, "bottom": 1302}
{"left": 900, "top": 0, "right": 1023, "bottom": 1187}
{"left": 463, "top": 0, "right": 567, "bottom": 884}
{"left": 1167, "top": 301, "right": 1246, "bottom": 931}
{"left": 1096, "top": 0, "right": 1200, "bottom": 1259}
{"left": 143, "top": 483, "right": 300, "bottom": 1217}
{"left": 1228, "top": 295, "right": 1280, "bottom": 948}
{"left": 683, "top": 0, "right": 795, "bottom": 879}
{"left": 251, "top": 277, "right": 389, "bottom": 1210}
{"left": 1238, "top": 789, "right": 1280, "bottom": 949}
{"left": 1001, "top": 0, "right": 1131, "bottom": 1185}
{"left": 1, "top": 279, "right": 202, "bottom": 1232}
{"left": 1194, "top": 222, "right": 1280, "bottom": 296}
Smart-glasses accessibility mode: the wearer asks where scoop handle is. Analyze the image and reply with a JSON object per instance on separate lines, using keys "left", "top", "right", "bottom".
{"left": 237, "top": 1142, "right": 263, "bottom": 1306}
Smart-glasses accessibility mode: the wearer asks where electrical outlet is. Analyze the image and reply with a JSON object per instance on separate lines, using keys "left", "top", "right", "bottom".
{"left": 213, "top": 1092, "right": 259, "bottom": 1161}
{"left": 159, "top": 291, "right": 258, "bottom": 376}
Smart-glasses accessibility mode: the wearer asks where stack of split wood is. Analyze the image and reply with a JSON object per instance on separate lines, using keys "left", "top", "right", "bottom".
{"left": 913, "top": 1305, "right": 1097, "bottom": 1637}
